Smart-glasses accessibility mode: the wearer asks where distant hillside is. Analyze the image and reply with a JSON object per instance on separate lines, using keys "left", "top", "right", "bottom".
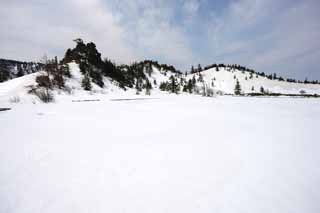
{"left": 186, "top": 67, "right": 320, "bottom": 95}
{"left": 1, "top": 39, "right": 320, "bottom": 104}
{"left": 0, "top": 59, "right": 43, "bottom": 82}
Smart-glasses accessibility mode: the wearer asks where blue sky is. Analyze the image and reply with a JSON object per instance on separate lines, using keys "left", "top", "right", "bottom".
{"left": 0, "top": 0, "right": 319, "bottom": 80}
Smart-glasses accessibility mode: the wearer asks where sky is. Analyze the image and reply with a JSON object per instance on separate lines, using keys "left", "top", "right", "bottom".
{"left": 0, "top": 0, "right": 319, "bottom": 80}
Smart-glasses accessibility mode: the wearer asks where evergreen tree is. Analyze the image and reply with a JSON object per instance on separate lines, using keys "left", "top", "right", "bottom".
{"left": 145, "top": 80, "right": 152, "bottom": 95}
{"left": 0, "top": 68, "right": 9, "bottom": 82}
{"left": 146, "top": 63, "right": 152, "bottom": 77}
{"left": 63, "top": 48, "right": 73, "bottom": 63}
{"left": 135, "top": 79, "right": 142, "bottom": 94}
{"left": 17, "top": 65, "right": 24, "bottom": 77}
{"left": 198, "top": 73, "right": 203, "bottom": 82}
{"left": 192, "top": 76, "right": 196, "bottom": 85}
{"left": 81, "top": 73, "right": 92, "bottom": 91}
{"left": 159, "top": 82, "right": 168, "bottom": 91}
{"left": 234, "top": 80, "right": 242, "bottom": 95}
{"left": 273, "top": 73, "right": 277, "bottom": 80}
{"left": 187, "top": 79, "right": 193, "bottom": 93}
{"left": 260, "top": 86, "right": 265, "bottom": 94}
{"left": 183, "top": 84, "right": 188, "bottom": 92}
{"left": 168, "top": 75, "right": 180, "bottom": 94}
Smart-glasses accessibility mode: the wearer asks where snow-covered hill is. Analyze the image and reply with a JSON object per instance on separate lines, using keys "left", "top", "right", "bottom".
{"left": 0, "top": 62, "right": 178, "bottom": 105}
{"left": 188, "top": 67, "right": 320, "bottom": 95}
{"left": 1, "top": 61, "right": 320, "bottom": 106}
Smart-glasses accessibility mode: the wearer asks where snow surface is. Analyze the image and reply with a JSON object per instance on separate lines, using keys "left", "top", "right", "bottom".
{"left": 1, "top": 95, "right": 320, "bottom": 213}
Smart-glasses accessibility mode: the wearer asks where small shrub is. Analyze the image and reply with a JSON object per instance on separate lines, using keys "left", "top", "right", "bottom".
{"left": 204, "top": 88, "right": 215, "bottom": 97}
{"left": 32, "top": 88, "right": 54, "bottom": 103}
{"left": 53, "top": 74, "right": 65, "bottom": 89}
{"left": 300, "top": 90, "right": 306, "bottom": 95}
{"left": 64, "top": 86, "right": 73, "bottom": 95}
{"left": 36, "top": 74, "right": 51, "bottom": 88}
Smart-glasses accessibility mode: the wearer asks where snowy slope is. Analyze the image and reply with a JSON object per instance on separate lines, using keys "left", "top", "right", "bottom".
{"left": 188, "top": 68, "right": 320, "bottom": 94}
{"left": 0, "top": 63, "right": 176, "bottom": 106}
{"left": 0, "top": 71, "right": 41, "bottom": 104}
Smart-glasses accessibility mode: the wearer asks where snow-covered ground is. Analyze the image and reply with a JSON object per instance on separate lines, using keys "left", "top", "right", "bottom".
{"left": 1, "top": 95, "right": 320, "bottom": 213}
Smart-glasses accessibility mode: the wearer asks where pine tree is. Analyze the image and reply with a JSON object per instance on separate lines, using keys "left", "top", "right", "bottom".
{"left": 81, "top": 73, "right": 92, "bottom": 91}
{"left": 183, "top": 85, "right": 187, "bottom": 92}
{"left": 192, "top": 76, "right": 196, "bottom": 85}
{"left": 169, "top": 75, "right": 180, "bottom": 94}
{"left": 249, "top": 73, "right": 253, "bottom": 79}
{"left": 146, "top": 63, "right": 152, "bottom": 77}
{"left": 145, "top": 80, "right": 152, "bottom": 95}
{"left": 135, "top": 79, "right": 142, "bottom": 94}
{"left": 234, "top": 80, "right": 242, "bottom": 95}
{"left": 260, "top": 86, "right": 265, "bottom": 94}
{"left": 17, "top": 65, "right": 24, "bottom": 77}
{"left": 198, "top": 73, "right": 203, "bottom": 82}
{"left": 188, "top": 79, "right": 194, "bottom": 93}
{"left": 159, "top": 82, "right": 168, "bottom": 91}
{"left": 273, "top": 73, "right": 277, "bottom": 80}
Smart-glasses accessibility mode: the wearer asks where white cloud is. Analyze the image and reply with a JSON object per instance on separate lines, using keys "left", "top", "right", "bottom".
{"left": 0, "top": 0, "right": 136, "bottom": 63}
{"left": 0, "top": 0, "right": 319, "bottom": 79}
{"left": 204, "top": 0, "right": 320, "bottom": 79}
{"left": 0, "top": 0, "right": 195, "bottom": 68}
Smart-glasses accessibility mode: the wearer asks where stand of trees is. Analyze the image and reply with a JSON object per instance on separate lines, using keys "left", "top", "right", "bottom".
{"left": 29, "top": 57, "right": 70, "bottom": 102}
{"left": 160, "top": 75, "right": 181, "bottom": 94}
{"left": 0, "top": 59, "right": 43, "bottom": 82}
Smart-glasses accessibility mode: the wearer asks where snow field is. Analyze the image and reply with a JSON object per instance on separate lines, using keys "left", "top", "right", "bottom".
{"left": 1, "top": 96, "right": 320, "bottom": 213}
